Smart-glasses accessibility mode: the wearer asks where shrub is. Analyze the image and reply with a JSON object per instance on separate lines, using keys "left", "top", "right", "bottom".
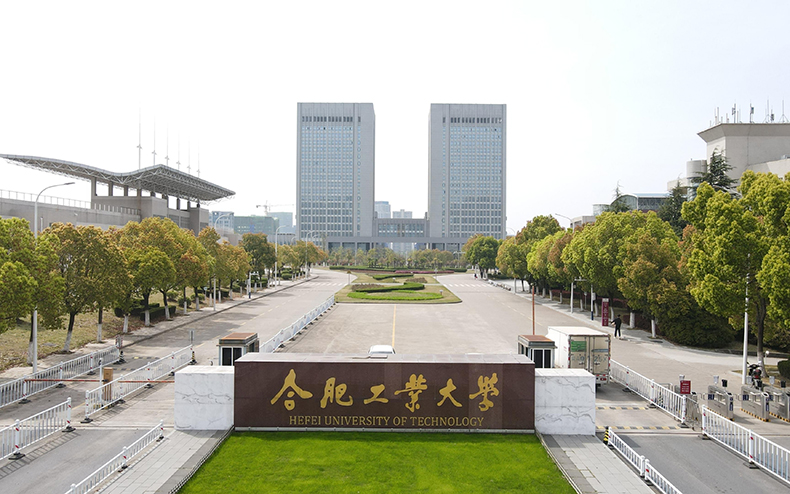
{"left": 177, "top": 297, "right": 192, "bottom": 308}
{"left": 406, "top": 277, "right": 428, "bottom": 283}
{"left": 166, "top": 290, "right": 180, "bottom": 302}
{"left": 353, "top": 282, "right": 425, "bottom": 293}
{"left": 348, "top": 291, "right": 442, "bottom": 301}
{"left": 658, "top": 305, "right": 734, "bottom": 348}
{"left": 778, "top": 360, "right": 790, "bottom": 380}
{"left": 139, "top": 305, "right": 177, "bottom": 321}
{"left": 372, "top": 273, "right": 412, "bottom": 281}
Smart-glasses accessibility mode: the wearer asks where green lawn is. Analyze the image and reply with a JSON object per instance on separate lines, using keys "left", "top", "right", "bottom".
{"left": 181, "top": 432, "right": 574, "bottom": 494}
{"left": 335, "top": 283, "right": 461, "bottom": 304}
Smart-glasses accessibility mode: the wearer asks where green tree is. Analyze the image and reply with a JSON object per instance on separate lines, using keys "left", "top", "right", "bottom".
{"left": 691, "top": 150, "right": 737, "bottom": 197}
{"left": 44, "top": 224, "right": 127, "bottom": 351}
{"left": 515, "top": 215, "right": 562, "bottom": 245}
{"left": 657, "top": 183, "right": 689, "bottom": 236}
{"left": 0, "top": 218, "right": 38, "bottom": 333}
{"left": 606, "top": 182, "right": 632, "bottom": 213}
{"left": 241, "top": 233, "right": 275, "bottom": 278}
{"left": 682, "top": 179, "right": 771, "bottom": 363}
{"left": 464, "top": 235, "right": 500, "bottom": 277}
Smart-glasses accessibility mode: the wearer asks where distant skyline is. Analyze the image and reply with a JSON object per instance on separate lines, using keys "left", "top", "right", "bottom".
{"left": 2, "top": 1, "right": 790, "bottom": 230}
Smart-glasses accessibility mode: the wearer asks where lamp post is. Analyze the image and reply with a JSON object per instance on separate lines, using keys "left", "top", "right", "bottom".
{"left": 31, "top": 182, "right": 74, "bottom": 372}
{"left": 274, "top": 225, "right": 286, "bottom": 287}
{"left": 211, "top": 213, "right": 232, "bottom": 310}
{"left": 554, "top": 213, "right": 572, "bottom": 229}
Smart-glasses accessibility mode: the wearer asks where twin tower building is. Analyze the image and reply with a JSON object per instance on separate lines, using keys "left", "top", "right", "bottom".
{"left": 296, "top": 103, "right": 506, "bottom": 253}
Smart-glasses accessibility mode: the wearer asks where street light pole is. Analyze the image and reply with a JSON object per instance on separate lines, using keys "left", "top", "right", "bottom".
{"left": 31, "top": 182, "right": 74, "bottom": 373}
{"left": 274, "top": 225, "right": 285, "bottom": 287}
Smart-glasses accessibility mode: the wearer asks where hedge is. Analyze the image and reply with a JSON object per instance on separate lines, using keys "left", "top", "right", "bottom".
{"left": 352, "top": 282, "right": 425, "bottom": 293}
{"left": 778, "top": 360, "right": 790, "bottom": 380}
{"left": 372, "top": 273, "right": 413, "bottom": 280}
{"left": 348, "top": 290, "right": 442, "bottom": 301}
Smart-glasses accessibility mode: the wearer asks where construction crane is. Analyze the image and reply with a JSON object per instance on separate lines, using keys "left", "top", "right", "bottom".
{"left": 255, "top": 202, "right": 294, "bottom": 215}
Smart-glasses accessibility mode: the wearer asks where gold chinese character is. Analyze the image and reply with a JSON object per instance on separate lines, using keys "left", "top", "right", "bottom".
{"left": 394, "top": 374, "right": 427, "bottom": 412}
{"left": 438, "top": 378, "right": 462, "bottom": 407}
{"left": 469, "top": 373, "right": 499, "bottom": 411}
{"left": 320, "top": 377, "right": 353, "bottom": 408}
{"left": 363, "top": 384, "right": 389, "bottom": 405}
{"left": 271, "top": 369, "right": 313, "bottom": 411}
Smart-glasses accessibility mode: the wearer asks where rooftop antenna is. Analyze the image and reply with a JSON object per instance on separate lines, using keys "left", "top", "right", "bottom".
{"left": 165, "top": 126, "right": 170, "bottom": 167}
{"left": 152, "top": 120, "right": 157, "bottom": 166}
{"left": 176, "top": 133, "right": 181, "bottom": 171}
{"left": 750, "top": 102, "right": 754, "bottom": 123}
{"left": 764, "top": 99, "right": 771, "bottom": 123}
{"left": 187, "top": 140, "right": 192, "bottom": 175}
{"left": 197, "top": 146, "right": 201, "bottom": 178}
{"left": 137, "top": 108, "right": 142, "bottom": 170}
{"left": 781, "top": 101, "right": 789, "bottom": 123}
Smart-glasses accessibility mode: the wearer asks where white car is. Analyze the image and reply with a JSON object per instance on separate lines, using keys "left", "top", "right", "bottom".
{"left": 368, "top": 344, "right": 396, "bottom": 355}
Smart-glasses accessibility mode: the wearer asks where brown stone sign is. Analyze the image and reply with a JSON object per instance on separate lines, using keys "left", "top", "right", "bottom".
{"left": 234, "top": 354, "right": 534, "bottom": 431}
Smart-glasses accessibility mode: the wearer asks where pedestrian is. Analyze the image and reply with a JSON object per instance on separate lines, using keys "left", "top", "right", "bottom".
{"left": 474, "top": 273, "right": 477, "bottom": 279}
{"left": 612, "top": 314, "right": 622, "bottom": 338}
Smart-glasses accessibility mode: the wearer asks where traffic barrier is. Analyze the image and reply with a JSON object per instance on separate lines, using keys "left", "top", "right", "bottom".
{"left": 64, "top": 420, "right": 165, "bottom": 494}
{"left": 740, "top": 385, "right": 771, "bottom": 422}
{"left": 764, "top": 385, "right": 790, "bottom": 422}
{"left": 260, "top": 295, "right": 334, "bottom": 353}
{"left": 0, "top": 398, "right": 75, "bottom": 460}
{"left": 0, "top": 346, "right": 119, "bottom": 409}
{"left": 606, "top": 427, "right": 683, "bottom": 494}
{"left": 610, "top": 360, "right": 688, "bottom": 424}
{"left": 83, "top": 347, "right": 192, "bottom": 421}
{"left": 702, "top": 405, "right": 790, "bottom": 484}
{"left": 706, "top": 385, "right": 734, "bottom": 420}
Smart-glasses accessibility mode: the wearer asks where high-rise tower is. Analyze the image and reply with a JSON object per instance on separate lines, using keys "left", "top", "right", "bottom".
{"left": 428, "top": 104, "right": 506, "bottom": 239}
{"left": 296, "top": 103, "right": 375, "bottom": 242}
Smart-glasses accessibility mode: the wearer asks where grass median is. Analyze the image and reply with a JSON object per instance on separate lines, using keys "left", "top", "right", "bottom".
{"left": 336, "top": 283, "right": 461, "bottom": 304}
{"left": 180, "top": 432, "right": 574, "bottom": 494}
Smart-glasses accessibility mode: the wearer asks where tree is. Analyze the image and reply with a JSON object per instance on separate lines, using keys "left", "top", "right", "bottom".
{"left": 682, "top": 179, "right": 771, "bottom": 364}
{"left": 44, "top": 224, "right": 126, "bottom": 351}
{"left": 606, "top": 182, "right": 632, "bottom": 213}
{"left": 657, "top": 183, "right": 689, "bottom": 236}
{"left": 515, "top": 215, "right": 561, "bottom": 245}
{"left": 691, "top": 150, "right": 737, "bottom": 197}
{"left": 241, "top": 233, "right": 275, "bottom": 278}
{"left": 0, "top": 218, "right": 38, "bottom": 333}
{"left": 464, "top": 235, "right": 500, "bottom": 277}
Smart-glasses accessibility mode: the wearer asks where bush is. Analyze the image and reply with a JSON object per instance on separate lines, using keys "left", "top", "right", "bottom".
{"left": 658, "top": 305, "right": 734, "bottom": 348}
{"left": 372, "top": 273, "right": 412, "bottom": 280}
{"left": 166, "top": 290, "right": 180, "bottom": 302}
{"left": 177, "top": 297, "right": 192, "bottom": 308}
{"left": 778, "top": 360, "right": 790, "bottom": 380}
{"left": 348, "top": 290, "right": 442, "bottom": 301}
{"left": 352, "top": 282, "right": 424, "bottom": 293}
{"left": 406, "top": 277, "right": 427, "bottom": 283}
{"left": 139, "top": 305, "right": 177, "bottom": 321}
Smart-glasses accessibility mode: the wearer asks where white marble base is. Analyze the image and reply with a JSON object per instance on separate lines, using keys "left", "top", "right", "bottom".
{"left": 174, "top": 366, "right": 234, "bottom": 431}
{"left": 534, "top": 369, "right": 596, "bottom": 435}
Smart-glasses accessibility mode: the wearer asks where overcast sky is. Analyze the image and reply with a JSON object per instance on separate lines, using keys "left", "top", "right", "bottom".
{"left": 2, "top": 1, "right": 789, "bottom": 229}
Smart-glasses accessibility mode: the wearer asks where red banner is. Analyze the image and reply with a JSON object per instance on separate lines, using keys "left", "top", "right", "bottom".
{"left": 601, "top": 298, "right": 610, "bottom": 326}
{"left": 680, "top": 380, "right": 691, "bottom": 395}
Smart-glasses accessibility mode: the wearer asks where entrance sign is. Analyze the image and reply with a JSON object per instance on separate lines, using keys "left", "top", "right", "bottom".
{"left": 601, "top": 298, "right": 609, "bottom": 327}
{"left": 235, "top": 354, "right": 535, "bottom": 431}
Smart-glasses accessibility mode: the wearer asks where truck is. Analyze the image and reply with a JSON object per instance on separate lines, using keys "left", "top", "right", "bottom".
{"left": 546, "top": 326, "right": 611, "bottom": 385}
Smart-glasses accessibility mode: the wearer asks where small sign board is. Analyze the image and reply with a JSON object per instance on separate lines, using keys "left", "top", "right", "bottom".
{"left": 680, "top": 380, "right": 691, "bottom": 395}
{"left": 570, "top": 340, "right": 586, "bottom": 352}
{"left": 601, "top": 298, "right": 610, "bottom": 326}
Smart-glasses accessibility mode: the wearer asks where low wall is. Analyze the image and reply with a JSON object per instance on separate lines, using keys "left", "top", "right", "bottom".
{"left": 534, "top": 369, "right": 596, "bottom": 435}
{"left": 175, "top": 366, "right": 234, "bottom": 430}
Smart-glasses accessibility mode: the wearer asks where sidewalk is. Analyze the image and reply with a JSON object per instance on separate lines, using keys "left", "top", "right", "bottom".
{"left": 542, "top": 435, "right": 655, "bottom": 494}
{"left": 99, "top": 429, "right": 228, "bottom": 494}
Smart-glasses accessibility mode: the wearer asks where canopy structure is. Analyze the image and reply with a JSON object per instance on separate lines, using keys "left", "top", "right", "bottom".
{"left": 1, "top": 154, "right": 235, "bottom": 203}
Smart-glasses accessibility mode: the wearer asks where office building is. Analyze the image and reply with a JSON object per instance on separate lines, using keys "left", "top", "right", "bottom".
{"left": 234, "top": 215, "right": 278, "bottom": 236}
{"left": 428, "top": 104, "right": 506, "bottom": 240}
{"left": 392, "top": 209, "right": 412, "bottom": 219}
{"left": 210, "top": 211, "right": 235, "bottom": 234}
{"left": 375, "top": 201, "right": 391, "bottom": 219}
{"left": 296, "top": 103, "right": 375, "bottom": 243}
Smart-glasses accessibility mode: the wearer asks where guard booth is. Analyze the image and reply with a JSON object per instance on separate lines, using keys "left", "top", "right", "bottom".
{"left": 764, "top": 384, "right": 790, "bottom": 422}
{"left": 218, "top": 332, "right": 259, "bottom": 366}
{"left": 517, "top": 335, "right": 556, "bottom": 369}
{"left": 706, "top": 384, "right": 734, "bottom": 420}
{"left": 740, "top": 385, "right": 771, "bottom": 422}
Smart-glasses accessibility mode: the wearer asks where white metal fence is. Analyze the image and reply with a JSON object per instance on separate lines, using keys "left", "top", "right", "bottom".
{"left": 610, "top": 360, "right": 687, "bottom": 423}
{"left": 260, "top": 296, "right": 334, "bottom": 353}
{"left": 0, "top": 346, "right": 119, "bottom": 409}
{"left": 84, "top": 346, "right": 192, "bottom": 420}
{"left": 0, "top": 188, "right": 140, "bottom": 215}
{"left": 607, "top": 428, "right": 683, "bottom": 494}
{"left": 701, "top": 405, "right": 790, "bottom": 485}
{"left": 64, "top": 420, "right": 165, "bottom": 494}
{"left": 0, "top": 397, "right": 75, "bottom": 461}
